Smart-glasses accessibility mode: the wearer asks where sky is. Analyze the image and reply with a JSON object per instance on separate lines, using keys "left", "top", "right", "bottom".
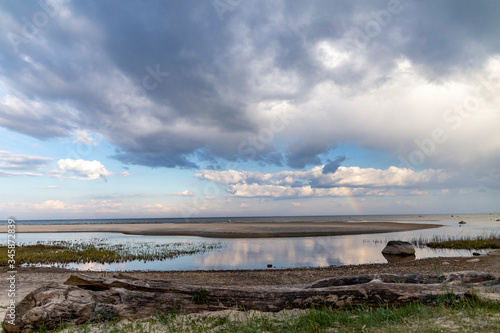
{"left": 0, "top": 0, "right": 499, "bottom": 220}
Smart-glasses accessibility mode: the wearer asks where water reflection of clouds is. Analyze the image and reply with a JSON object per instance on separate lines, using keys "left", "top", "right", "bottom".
{"left": 311, "top": 236, "right": 385, "bottom": 265}
{"left": 76, "top": 262, "right": 113, "bottom": 271}
{"left": 194, "top": 236, "right": 374, "bottom": 269}
{"left": 195, "top": 233, "right": 476, "bottom": 270}
{"left": 195, "top": 239, "right": 275, "bottom": 268}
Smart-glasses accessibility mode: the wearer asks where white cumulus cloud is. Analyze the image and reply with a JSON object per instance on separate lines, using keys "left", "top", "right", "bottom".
{"left": 51, "top": 159, "right": 129, "bottom": 181}
{"left": 196, "top": 165, "right": 453, "bottom": 199}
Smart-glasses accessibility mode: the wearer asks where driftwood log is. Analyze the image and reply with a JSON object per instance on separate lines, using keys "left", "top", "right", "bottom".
{"left": 4, "top": 271, "right": 500, "bottom": 332}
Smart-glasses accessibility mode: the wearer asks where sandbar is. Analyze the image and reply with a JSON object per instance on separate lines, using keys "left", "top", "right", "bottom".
{"left": 1, "top": 222, "right": 442, "bottom": 238}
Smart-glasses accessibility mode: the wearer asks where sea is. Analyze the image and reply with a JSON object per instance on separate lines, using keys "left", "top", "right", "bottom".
{"left": 3, "top": 214, "right": 464, "bottom": 225}
{"left": 2, "top": 213, "right": 500, "bottom": 271}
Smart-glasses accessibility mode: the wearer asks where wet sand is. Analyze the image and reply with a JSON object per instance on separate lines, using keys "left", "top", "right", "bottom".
{"left": 1, "top": 221, "right": 442, "bottom": 238}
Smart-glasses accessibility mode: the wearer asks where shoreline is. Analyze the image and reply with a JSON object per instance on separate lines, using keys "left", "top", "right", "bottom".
{"left": 0, "top": 221, "right": 442, "bottom": 238}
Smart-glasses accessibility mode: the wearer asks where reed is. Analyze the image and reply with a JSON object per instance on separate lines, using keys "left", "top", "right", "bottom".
{"left": 0, "top": 239, "right": 224, "bottom": 266}
{"left": 408, "top": 232, "right": 500, "bottom": 250}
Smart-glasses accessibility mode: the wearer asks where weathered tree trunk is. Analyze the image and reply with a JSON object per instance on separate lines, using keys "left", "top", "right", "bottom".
{"left": 3, "top": 271, "right": 499, "bottom": 332}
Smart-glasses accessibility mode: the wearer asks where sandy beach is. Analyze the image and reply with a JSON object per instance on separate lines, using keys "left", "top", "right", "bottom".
{"left": 0, "top": 221, "right": 442, "bottom": 238}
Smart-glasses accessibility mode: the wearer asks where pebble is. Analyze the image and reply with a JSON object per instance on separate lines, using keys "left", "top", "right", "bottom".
{"left": 466, "top": 258, "right": 480, "bottom": 263}
{"left": 441, "top": 262, "right": 450, "bottom": 265}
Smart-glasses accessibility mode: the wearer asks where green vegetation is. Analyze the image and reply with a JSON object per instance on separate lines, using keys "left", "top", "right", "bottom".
{"left": 191, "top": 287, "right": 211, "bottom": 305}
{"left": 409, "top": 233, "right": 500, "bottom": 250}
{"left": 0, "top": 240, "right": 224, "bottom": 266}
{"left": 426, "top": 233, "right": 500, "bottom": 250}
{"left": 18, "top": 292, "right": 500, "bottom": 332}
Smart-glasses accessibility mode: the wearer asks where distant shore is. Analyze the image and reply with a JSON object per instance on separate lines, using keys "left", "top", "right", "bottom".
{"left": 0, "top": 221, "right": 442, "bottom": 238}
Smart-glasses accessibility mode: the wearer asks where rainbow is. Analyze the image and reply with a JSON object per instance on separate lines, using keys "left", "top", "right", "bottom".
{"left": 341, "top": 187, "right": 362, "bottom": 215}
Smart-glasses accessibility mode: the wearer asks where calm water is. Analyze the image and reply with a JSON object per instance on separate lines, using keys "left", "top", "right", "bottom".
{"left": 2, "top": 213, "right": 499, "bottom": 271}
{"left": 5, "top": 214, "right": 473, "bottom": 225}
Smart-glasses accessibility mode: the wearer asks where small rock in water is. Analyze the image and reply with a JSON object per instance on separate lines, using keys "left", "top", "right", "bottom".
{"left": 496, "top": 219, "right": 500, "bottom": 221}
{"left": 458, "top": 221, "right": 467, "bottom": 224}
{"left": 267, "top": 264, "right": 273, "bottom": 268}
{"left": 466, "top": 258, "right": 480, "bottom": 263}
{"left": 473, "top": 252, "right": 481, "bottom": 256}
{"left": 382, "top": 241, "right": 415, "bottom": 255}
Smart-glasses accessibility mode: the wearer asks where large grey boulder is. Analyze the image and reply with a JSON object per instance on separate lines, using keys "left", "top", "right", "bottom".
{"left": 382, "top": 241, "right": 415, "bottom": 256}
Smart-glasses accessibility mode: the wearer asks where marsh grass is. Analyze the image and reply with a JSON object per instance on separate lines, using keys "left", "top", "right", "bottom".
{"left": 40, "top": 293, "right": 500, "bottom": 332}
{"left": 426, "top": 234, "right": 500, "bottom": 250}
{"left": 409, "top": 232, "right": 500, "bottom": 250}
{"left": 0, "top": 240, "right": 224, "bottom": 266}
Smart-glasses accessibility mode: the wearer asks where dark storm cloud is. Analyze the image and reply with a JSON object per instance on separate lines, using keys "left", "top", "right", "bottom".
{"left": 113, "top": 151, "right": 198, "bottom": 169}
{"left": 1, "top": 0, "right": 499, "bottom": 169}
{"left": 394, "top": 1, "right": 500, "bottom": 78}
{"left": 322, "top": 155, "right": 346, "bottom": 174}
{"left": 286, "top": 141, "right": 334, "bottom": 169}
{"left": 71, "top": 1, "right": 255, "bottom": 131}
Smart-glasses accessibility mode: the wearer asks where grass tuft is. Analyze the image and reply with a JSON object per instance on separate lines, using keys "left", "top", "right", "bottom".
{"left": 191, "top": 287, "right": 211, "bottom": 305}
{"left": 421, "top": 233, "right": 500, "bottom": 250}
